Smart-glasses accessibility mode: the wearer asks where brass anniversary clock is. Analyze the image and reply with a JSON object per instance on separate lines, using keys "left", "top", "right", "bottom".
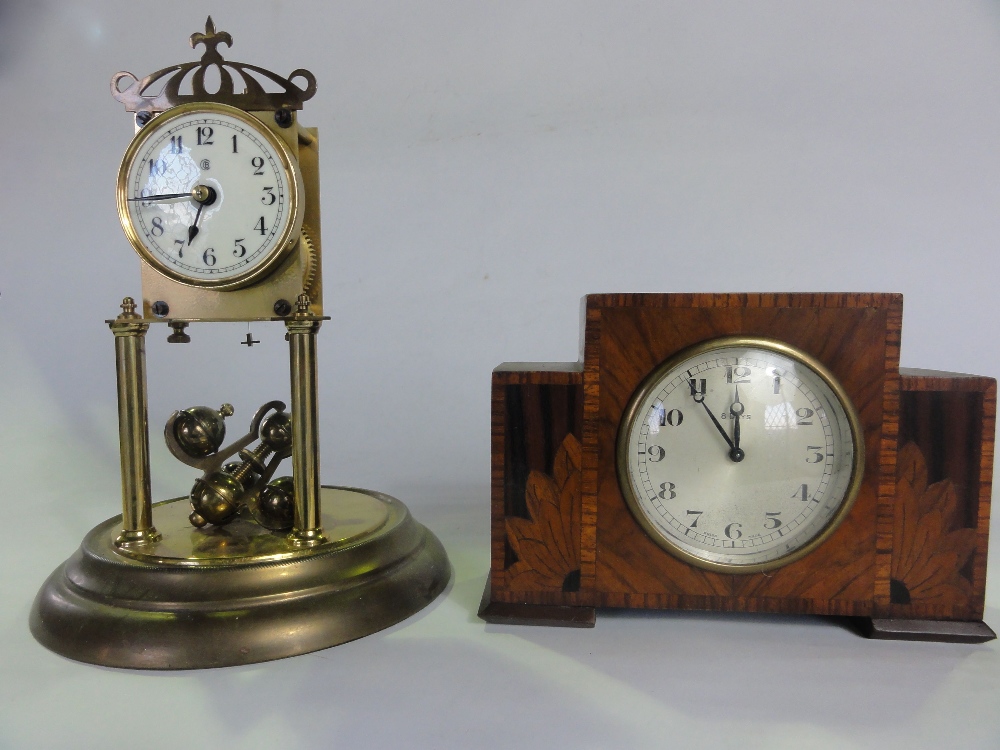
{"left": 481, "top": 294, "right": 996, "bottom": 642}
{"left": 30, "top": 19, "right": 450, "bottom": 669}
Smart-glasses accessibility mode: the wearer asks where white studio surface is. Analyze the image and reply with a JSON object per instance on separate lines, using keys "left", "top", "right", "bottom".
{"left": 2, "top": 1, "right": 1000, "bottom": 748}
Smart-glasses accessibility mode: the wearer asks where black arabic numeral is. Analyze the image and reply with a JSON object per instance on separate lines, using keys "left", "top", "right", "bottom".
{"left": 197, "top": 126, "right": 214, "bottom": 146}
{"left": 148, "top": 158, "right": 166, "bottom": 176}
{"left": 688, "top": 378, "right": 707, "bottom": 397}
{"left": 251, "top": 156, "right": 265, "bottom": 175}
{"left": 657, "top": 482, "right": 676, "bottom": 500}
{"left": 233, "top": 238, "right": 247, "bottom": 258}
{"left": 686, "top": 510, "right": 703, "bottom": 528}
{"left": 203, "top": 248, "right": 216, "bottom": 266}
{"left": 764, "top": 512, "right": 781, "bottom": 530}
{"left": 169, "top": 135, "right": 183, "bottom": 154}
{"left": 261, "top": 187, "right": 276, "bottom": 205}
{"left": 173, "top": 238, "right": 185, "bottom": 258}
{"left": 254, "top": 217, "right": 266, "bottom": 235}
{"left": 725, "top": 522, "right": 742, "bottom": 539}
{"left": 806, "top": 445, "right": 824, "bottom": 463}
{"left": 793, "top": 483, "right": 811, "bottom": 502}
{"left": 773, "top": 376, "right": 781, "bottom": 394}
{"left": 150, "top": 217, "right": 164, "bottom": 236}
{"left": 726, "top": 365, "right": 751, "bottom": 384}
{"left": 231, "top": 134, "right": 238, "bottom": 153}
{"left": 659, "top": 408, "right": 683, "bottom": 427}
{"left": 647, "top": 445, "right": 665, "bottom": 462}
{"left": 796, "top": 407, "right": 814, "bottom": 426}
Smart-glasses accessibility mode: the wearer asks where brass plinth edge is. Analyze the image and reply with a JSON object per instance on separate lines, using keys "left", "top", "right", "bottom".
{"left": 30, "top": 486, "right": 451, "bottom": 670}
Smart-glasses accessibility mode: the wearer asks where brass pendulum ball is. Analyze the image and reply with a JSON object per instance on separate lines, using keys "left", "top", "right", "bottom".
{"left": 256, "top": 476, "right": 295, "bottom": 530}
{"left": 174, "top": 403, "right": 234, "bottom": 458}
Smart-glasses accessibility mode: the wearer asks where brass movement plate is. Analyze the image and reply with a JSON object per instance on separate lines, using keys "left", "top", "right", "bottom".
{"left": 115, "top": 488, "right": 389, "bottom": 566}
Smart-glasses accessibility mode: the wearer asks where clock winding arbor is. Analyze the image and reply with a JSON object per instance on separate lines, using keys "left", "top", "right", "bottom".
{"left": 30, "top": 20, "right": 450, "bottom": 669}
{"left": 480, "top": 294, "right": 996, "bottom": 642}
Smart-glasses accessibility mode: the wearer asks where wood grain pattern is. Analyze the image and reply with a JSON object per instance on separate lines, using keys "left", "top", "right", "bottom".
{"left": 490, "top": 365, "right": 582, "bottom": 596}
{"left": 890, "top": 370, "right": 996, "bottom": 620}
{"left": 478, "top": 573, "right": 596, "bottom": 626}
{"left": 505, "top": 434, "right": 582, "bottom": 592}
{"left": 581, "top": 302, "right": 603, "bottom": 594}
{"left": 587, "top": 293, "right": 899, "bottom": 615}
{"left": 873, "top": 298, "right": 903, "bottom": 616}
{"left": 484, "top": 295, "right": 993, "bottom": 635}
{"left": 890, "top": 442, "right": 976, "bottom": 611}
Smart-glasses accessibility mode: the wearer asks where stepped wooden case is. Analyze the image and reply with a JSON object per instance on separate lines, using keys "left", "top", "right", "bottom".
{"left": 480, "top": 293, "right": 996, "bottom": 642}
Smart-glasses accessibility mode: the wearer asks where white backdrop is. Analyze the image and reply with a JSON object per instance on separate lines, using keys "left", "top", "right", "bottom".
{"left": 2, "top": 2, "right": 1000, "bottom": 748}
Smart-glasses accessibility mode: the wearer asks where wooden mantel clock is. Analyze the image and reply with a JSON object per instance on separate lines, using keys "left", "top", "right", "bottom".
{"left": 480, "top": 293, "right": 996, "bottom": 642}
{"left": 30, "top": 19, "right": 450, "bottom": 669}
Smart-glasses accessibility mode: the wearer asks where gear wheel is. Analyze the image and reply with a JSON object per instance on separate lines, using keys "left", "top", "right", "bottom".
{"left": 299, "top": 224, "right": 319, "bottom": 298}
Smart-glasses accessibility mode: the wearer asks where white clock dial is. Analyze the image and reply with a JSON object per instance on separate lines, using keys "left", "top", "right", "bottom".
{"left": 117, "top": 102, "right": 302, "bottom": 290}
{"left": 617, "top": 337, "right": 864, "bottom": 573}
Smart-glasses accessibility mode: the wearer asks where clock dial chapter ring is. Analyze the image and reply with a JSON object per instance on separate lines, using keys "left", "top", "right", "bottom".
{"left": 615, "top": 336, "right": 865, "bottom": 575}
{"left": 116, "top": 101, "right": 304, "bottom": 291}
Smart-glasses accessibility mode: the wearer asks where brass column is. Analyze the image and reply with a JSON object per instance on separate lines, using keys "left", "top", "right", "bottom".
{"left": 286, "top": 293, "right": 327, "bottom": 546}
{"left": 109, "top": 297, "right": 160, "bottom": 547}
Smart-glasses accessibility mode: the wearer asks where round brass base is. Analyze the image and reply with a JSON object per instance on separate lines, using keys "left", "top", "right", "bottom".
{"left": 30, "top": 487, "right": 450, "bottom": 670}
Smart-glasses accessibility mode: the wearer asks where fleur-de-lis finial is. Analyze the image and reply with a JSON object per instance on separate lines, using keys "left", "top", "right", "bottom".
{"left": 112, "top": 16, "right": 316, "bottom": 113}
{"left": 189, "top": 16, "right": 232, "bottom": 63}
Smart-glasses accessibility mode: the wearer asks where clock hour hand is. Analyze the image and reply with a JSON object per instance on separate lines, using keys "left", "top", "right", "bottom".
{"left": 692, "top": 392, "right": 735, "bottom": 453}
{"left": 186, "top": 186, "right": 217, "bottom": 245}
{"left": 187, "top": 201, "right": 205, "bottom": 245}
{"left": 729, "top": 385, "right": 745, "bottom": 463}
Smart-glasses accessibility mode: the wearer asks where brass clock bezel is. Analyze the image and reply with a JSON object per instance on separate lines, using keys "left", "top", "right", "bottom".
{"left": 615, "top": 335, "right": 866, "bottom": 575}
{"left": 116, "top": 101, "right": 304, "bottom": 291}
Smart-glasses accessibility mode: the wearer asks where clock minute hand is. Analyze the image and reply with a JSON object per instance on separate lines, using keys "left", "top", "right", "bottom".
{"left": 129, "top": 186, "right": 212, "bottom": 204}
{"left": 692, "top": 392, "right": 735, "bottom": 452}
{"left": 127, "top": 192, "right": 194, "bottom": 203}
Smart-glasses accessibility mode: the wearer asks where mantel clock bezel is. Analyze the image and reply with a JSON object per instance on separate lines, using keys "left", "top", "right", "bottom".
{"left": 615, "top": 334, "right": 867, "bottom": 575}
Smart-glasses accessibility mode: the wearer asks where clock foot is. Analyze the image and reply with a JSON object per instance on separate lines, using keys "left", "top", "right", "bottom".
{"left": 478, "top": 575, "right": 595, "bottom": 627}
{"left": 861, "top": 617, "right": 996, "bottom": 644}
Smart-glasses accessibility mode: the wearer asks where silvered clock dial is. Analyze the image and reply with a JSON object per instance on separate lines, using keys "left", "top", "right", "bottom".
{"left": 117, "top": 101, "right": 303, "bottom": 290}
{"left": 617, "top": 336, "right": 865, "bottom": 573}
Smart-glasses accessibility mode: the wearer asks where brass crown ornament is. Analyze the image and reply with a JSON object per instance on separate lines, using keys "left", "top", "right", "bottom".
{"left": 111, "top": 16, "right": 316, "bottom": 116}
